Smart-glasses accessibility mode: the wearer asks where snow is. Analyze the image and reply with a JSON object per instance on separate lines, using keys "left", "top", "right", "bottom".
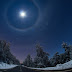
{"left": 0, "top": 62, "right": 18, "bottom": 69}
{"left": 24, "top": 60, "right": 72, "bottom": 70}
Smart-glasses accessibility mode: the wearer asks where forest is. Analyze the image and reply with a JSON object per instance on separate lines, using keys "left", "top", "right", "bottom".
{"left": 0, "top": 40, "right": 72, "bottom": 68}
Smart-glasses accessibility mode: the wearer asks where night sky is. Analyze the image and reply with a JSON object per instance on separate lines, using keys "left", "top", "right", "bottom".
{"left": 0, "top": 0, "right": 72, "bottom": 62}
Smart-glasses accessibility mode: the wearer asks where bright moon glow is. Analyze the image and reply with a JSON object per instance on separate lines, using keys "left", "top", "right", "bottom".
{"left": 20, "top": 11, "right": 26, "bottom": 18}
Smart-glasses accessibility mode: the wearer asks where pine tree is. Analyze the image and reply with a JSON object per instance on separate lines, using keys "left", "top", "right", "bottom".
{"left": 0, "top": 40, "right": 20, "bottom": 65}
{"left": 50, "top": 52, "right": 60, "bottom": 66}
{"left": 23, "top": 54, "right": 33, "bottom": 67}
{"left": 62, "top": 42, "right": 70, "bottom": 62}
{"left": 34, "top": 44, "right": 50, "bottom": 68}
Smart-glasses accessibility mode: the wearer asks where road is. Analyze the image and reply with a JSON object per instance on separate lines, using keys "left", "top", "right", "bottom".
{"left": 0, "top": 66, "right": 72, "bottom": 72}
{"left": 0, "top": 66, "right": 39, "bottom": 72}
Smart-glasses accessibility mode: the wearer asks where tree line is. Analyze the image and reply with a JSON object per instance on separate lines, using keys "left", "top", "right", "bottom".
{"left": 0, "top": 40, "right": 72, "bottom": 67}
{"left": 23, "top": 42, "right": 72, "bottom": 68}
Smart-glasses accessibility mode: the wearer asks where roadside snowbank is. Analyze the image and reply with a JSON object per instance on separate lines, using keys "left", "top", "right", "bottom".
{"left": 24, "top": 60, "right": 72, "bottom": 70}
{"left": 0, "top": 62, "right": 18, "bottom": 69}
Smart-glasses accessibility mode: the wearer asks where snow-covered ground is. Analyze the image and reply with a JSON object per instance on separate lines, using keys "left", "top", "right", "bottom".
{"left": 24, "top": 60, "right": 72, "bottom": 70}
{"left": 0, "top": 62, "right": 18, "bottom": 69}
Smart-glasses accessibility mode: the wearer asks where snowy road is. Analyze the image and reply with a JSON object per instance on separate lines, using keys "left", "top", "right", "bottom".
{"left": 0, "top": 66, "right": 39, "bottom": 72}
{"left": 0, "top": 66, "right": 72, "bottom": 72}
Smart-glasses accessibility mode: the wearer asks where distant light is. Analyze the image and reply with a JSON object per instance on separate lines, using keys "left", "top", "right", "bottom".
{"left": 20, "top": 11, "right": 26, "bottom": 18}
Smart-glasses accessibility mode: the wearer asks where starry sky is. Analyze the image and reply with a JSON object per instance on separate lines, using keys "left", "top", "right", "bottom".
{"left": 0, "top": 0, "right": 72, "bottom": 62}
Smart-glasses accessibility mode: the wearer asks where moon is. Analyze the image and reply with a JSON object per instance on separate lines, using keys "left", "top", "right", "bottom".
{"left": 19, "top": 11, "right": 26, "bottom": 18}
{"left": 4, "top": 0, "right": 41, "bottom": 32}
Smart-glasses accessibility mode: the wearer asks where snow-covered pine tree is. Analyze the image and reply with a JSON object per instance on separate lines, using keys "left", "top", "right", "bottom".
{"left": 34, "top": 44, "right": 50, "bottom": 68}
{"left": 23, "top": 54, "right": 33, "bottom": 67}
{"left": 50, "top": 52, "right": 60, "bottom": 66}
{"left": 59, "top": 42, "right": 71, "bottom": 64}
{"left": 59, "top": 53, "right": 66, "bottom": 64}
{"left": 0, "top": 40, "right": 20, "bottom": 65}
{"left": 62, "top": 42, "right": 70, "bottom": 62}
{"left": 0, "top": 40, "right": 7, "bottom": 62}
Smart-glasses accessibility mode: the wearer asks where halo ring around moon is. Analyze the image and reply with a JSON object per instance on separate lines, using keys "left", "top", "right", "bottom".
{"left": 4, "top": 0, "right": 40, "bottom": 32}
